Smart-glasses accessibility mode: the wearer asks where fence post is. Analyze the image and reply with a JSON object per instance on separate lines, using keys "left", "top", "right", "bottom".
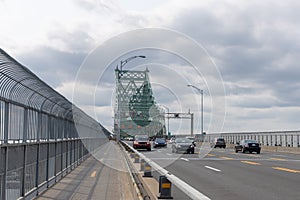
{"left": 21, "top": 144, "right": 27, "bottom": 197}
{"left": 4, "top": 102, "right": 9, "bottom": 144}
{"left": 36, "top": 143, "right": 40, "bottom": 194}
{"left": 1, "top": 146, "right": 8, "bottom": 200}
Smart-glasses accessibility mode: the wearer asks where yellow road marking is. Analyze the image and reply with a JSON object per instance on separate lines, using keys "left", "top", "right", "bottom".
{"left": 220, "top": 156, "right": 234, "bottom": 160}
{"left": 207, "top": 154, "right": 215, "bottom": 157}
{"left": 90, "top": 171, "right": 97, "bottom": 177}
{"left": 244, "top": 154, "right": 260, "bottom": 157}
{"left": 272, "top": 167, "right": 300, "bottom": 173}
{"left": 269, "top": 158, "right": 286, "bottom": 161}
{"left": 241, "top": 161, "right": 261, "bottom": 165}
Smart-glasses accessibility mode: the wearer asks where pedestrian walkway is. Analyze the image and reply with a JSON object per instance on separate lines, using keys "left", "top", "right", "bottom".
{"left": 36, "top": 141, "right": 138, "bottom": 200}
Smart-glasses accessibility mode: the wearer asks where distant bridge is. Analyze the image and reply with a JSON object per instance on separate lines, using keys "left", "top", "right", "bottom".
{"left": 114, "top": 66, "right": 166, "bottom": 139}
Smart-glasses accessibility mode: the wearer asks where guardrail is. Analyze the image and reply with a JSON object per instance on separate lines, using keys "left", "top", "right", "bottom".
{"left": 206, "top": 131, "right": 300, "bottom": 147}
{"left": 0, "top": 49, "right": 109, "bottom": 199}
{"left": 120, "top": 141, "right": 211, "bottom": 200}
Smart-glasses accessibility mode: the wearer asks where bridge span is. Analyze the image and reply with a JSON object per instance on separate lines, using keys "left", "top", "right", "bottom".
{"left": 1, "top": 49, "right": 300, "bottom": 200}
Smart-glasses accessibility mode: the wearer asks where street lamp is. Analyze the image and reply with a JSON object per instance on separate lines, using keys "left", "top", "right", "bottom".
{"left": 187, "top": 84, "right": 204, "bottom": 135}
{"left": 120, "top": 55, "right": 146, "bottom": 71}
{"left": 159, "top": 104, "right": 170, "bottom": 138}
{"left": 116, "top": 55, "right": 146, "bottom": 142}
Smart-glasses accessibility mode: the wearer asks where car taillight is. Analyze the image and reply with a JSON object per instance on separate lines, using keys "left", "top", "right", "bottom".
{"left": 147, "top": 141, "right": 150, "bottom": 145}
{"left": 134, "top": 141, "right": 138, "bottom": 145}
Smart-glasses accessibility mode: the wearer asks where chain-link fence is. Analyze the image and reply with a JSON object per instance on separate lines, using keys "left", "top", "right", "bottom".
{"left": 0, "top": 49, "right": 109, "bottom": 199}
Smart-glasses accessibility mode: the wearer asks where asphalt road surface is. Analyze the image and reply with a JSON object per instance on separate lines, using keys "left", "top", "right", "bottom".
{"left": 129, "top": 141, "right": 300, "bottom": 200}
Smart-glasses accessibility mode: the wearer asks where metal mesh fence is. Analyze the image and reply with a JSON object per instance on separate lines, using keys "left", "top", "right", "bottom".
{"left": 0, "top": 49, "right": 110, "bottom": 199}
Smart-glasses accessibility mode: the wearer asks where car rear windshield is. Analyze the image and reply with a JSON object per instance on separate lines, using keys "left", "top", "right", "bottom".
{"left": 176, "top": 138, "right": 193, "bottom": 143}
{"left": 136, "top": 137, "right": 148, "bottom": 141}
{"left": 217, "top": 138, "right": 225, "bottom": 141}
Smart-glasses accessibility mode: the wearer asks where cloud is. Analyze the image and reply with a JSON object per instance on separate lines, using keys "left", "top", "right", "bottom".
{"left": 1, "top": 0, "right": 300, "bottom": 133}
{"left": 17, "top": 46, "right": 86, "bottom": 88}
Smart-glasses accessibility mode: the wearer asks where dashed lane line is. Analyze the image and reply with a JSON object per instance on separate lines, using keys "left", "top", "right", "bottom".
{"left": 269, "top": 157, "right": 287, "bottom": 161}
{"left": 272, "top": 167, "right": 300, "bottom": 173}
{"left": 244, "top": 154, "right": 261, "bottom": 157}
{"left": 205, "top": 166, "right": 221, "bottom": 172}
{"left": 180, "top": 158, "right": 190, "bottom": 162}
{"left": 207, "top": 154, "right": 215, "bottom": 156}
{"left": 241, "top": 161, "right": 261, "bottom": 165}
{"left": 219, "top": 156, "right": 234, "bottom": 160}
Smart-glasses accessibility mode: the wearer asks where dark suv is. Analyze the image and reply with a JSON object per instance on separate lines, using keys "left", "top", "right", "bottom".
{"left": 211, "top": 138, "right": 226, "bottom": 148}
{"left": 235, "top": 139, "right": 261, "bottom": 154}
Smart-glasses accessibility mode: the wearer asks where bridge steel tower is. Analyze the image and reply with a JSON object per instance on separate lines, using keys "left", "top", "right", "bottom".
{"left": 114, "top": 67, "right": 165, "bottom": 139}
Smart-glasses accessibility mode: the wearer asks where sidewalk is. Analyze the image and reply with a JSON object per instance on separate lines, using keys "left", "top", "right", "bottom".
{"left": 37, "top": 141, "right": 138, "bottom": 200}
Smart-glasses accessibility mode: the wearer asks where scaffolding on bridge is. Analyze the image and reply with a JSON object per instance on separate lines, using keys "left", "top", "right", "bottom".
{"left": 114, "top": 67, "right": 166, "bottom": 139}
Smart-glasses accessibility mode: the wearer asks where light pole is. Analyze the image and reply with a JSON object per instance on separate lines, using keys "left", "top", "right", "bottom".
{"left": 159, "top": 105, "right": 170, "bottom": 138}
{"left": 120, "top": 55, "right": 146, "bottom": 71}
{"left": 187, "top": 84, "right": 204, "bottom": 135}
{"left": 116, "top": 55, "right": 146, "bottom": 142}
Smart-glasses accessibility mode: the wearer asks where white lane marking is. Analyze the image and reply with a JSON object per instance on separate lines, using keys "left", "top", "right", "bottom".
{"left": 180, "top": 158, "right": 189, "bottom": 162}
{"left": 166, "top": 153, "right": 172, "bottom": 156}
{"left": 124, "top": 142, "right": 211, "bottom": 200}
{"left": 205, "top": 166, "right": 221, "bottom": 172}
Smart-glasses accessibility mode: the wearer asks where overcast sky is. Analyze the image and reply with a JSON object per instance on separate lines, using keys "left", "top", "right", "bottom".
{"left": 1, "top": 0, "right": 300, "bottom": 134}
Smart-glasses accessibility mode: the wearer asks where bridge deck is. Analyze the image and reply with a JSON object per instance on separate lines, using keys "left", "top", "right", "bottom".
{"left": 36, "top": 142, "right": 137, "bottom": 200}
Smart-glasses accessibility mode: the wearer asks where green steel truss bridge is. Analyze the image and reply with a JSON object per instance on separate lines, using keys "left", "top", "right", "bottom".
{"left": 114, "top": 67, "right": 166, "bottom": 139}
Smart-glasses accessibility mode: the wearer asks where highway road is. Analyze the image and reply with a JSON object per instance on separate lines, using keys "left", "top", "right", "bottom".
{"left": 129, "top": 141, "right": 300, "bottom": 200}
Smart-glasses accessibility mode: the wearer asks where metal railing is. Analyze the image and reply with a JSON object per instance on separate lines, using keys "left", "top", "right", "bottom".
{"left": 0, "top": 49, "right": 109, "bottom": 200}
{"left": 206, "top": 131, "right": 300, "bottom": 147}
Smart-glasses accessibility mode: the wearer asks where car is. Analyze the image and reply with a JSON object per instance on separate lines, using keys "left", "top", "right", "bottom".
{"left": 186, "top": 136, "right": 196, "bottom": 142}
{"left": 171, "top": 138, "right": 195, "bottom": 154}
{"left": 153, "top": 138, "right": 167, "bottom": 148}
{"left": 169, "top": 137, "right": 176, "bottom": 144}
{"left": 133, "top": 135, "right": 151, "bottom": 151}
{"left": 211, "top": 138, "right": 226, "bottom": 148}
{"left": 235, "top": 139, "right": 261, "bottom": 154}
{"left": 126, "top": 137, "right": 134, "bottom": 141}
